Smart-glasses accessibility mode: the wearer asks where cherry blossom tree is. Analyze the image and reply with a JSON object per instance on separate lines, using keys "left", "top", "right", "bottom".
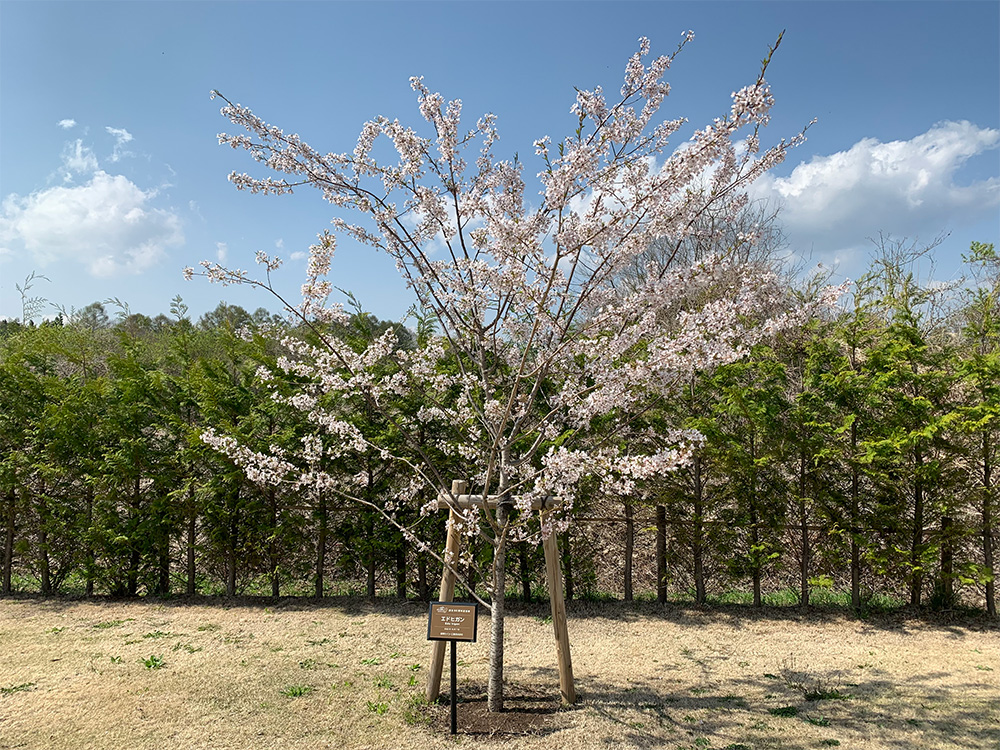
{"left": 189, "top": 32, "right": 841, "bottom": 712}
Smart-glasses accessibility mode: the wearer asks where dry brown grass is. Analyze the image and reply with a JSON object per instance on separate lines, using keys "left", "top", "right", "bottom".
{"left": 1, "top": 596, "right": 997, "bottom": 750}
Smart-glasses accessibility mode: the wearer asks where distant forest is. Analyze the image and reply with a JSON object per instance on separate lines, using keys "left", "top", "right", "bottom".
{"left": 1, "top": 238, "right": 997, "bottom": 617}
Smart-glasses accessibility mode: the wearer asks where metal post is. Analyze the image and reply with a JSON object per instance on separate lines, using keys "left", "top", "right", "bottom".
{"left": 450, "top": 639, "right": 457, "bottom": 734}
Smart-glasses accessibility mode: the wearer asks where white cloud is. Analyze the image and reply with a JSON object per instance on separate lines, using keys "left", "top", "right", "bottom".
{"left": 216, "top": 241, "right": 228, "bottom": 262}
{"left": 0, "top": 171, "right": 183, "bottom": 277}
{"left": 751, "top": 121, "right": 1000, "bottom": 270}
{"left": 106, "top": 126, "right": 134, "bottom": 162}
{"left": 61, "top": 139, "right": 99, "bottom": 176}
{"left": 290, "top": 251, "right": 307, "bottom": 261}
{"left": 57, "top": 119, "right": 77, "bottom": 129}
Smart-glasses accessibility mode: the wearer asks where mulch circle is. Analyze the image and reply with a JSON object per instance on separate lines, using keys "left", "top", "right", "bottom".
{"left": 428, "top": 682, "right": 565, "bottom": 739}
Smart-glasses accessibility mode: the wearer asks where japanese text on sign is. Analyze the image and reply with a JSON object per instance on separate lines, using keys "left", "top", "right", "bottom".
{"left": 427, "top": 602, "right": 478, "bottom": 642}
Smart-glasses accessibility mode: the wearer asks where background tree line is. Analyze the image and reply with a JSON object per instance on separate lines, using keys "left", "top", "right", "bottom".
{"left": 1, "top": 237, "right": 996, "bottom": 616}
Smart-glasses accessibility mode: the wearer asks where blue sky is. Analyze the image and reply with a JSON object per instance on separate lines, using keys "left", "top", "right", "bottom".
{"left": 1, "top": 1, "right": 997, "bottom": 324}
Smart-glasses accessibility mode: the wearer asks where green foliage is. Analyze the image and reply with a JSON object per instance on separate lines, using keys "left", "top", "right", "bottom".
{"left": 1, "top": 240, "right": 999, "bottom": 614}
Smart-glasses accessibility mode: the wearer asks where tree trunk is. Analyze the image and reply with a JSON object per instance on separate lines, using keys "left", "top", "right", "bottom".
{"left": 395, "top": 536, "right": 407, "bottom": 599}
{"left": 85, "top": 488, "right": 95, "bottom": 597}
{"left": 623, "top": 499, "right": 634, "bottom": 602}
{"left": 366, "top": 513, "right": 376, "bottom": 599}
{"left": 186, "top": 502, "right": 197, "bottom": 596}
{"left": 226, "top": 543, "right": 237, "bottom": 597}
{"left": 799, "top": 447, "right": 811, "bottom": 607}
{"left": 487, "top": 499, "right": 511, "bottom": 713}
{"left": 156, "top": 528, "right": 170, "bottom": 596}
{"left": 910, "top": 448, "right": 925, "bottom": 607}
{"left": 417, "top": 552, "right": 428, "bottom": 602}
{"left": 983, "top": 432, "right": 996, "bottom": 617}
{"left": 656, "top": 504, "right": 667, "bottom": 603}
{"left": 693, "top": 457, "right": 706, "bottom": 605}
{"left": 749, "top": 497, "right": 762, "bottom": 608}
{"left": 366, "top": 558, "right": 376, "bottom": 599}
{"left": 315, "top": 492, "right": 327, "bottom": 599}
{"left": 38, "top": 489, "right": 51, "bottom": 596}
{"left": 2, "top": 490, "right": 14, "bottom": 596}
{"left": 269, "top": 487, "right": 279, "bottom": 599}
{"left": 127, "top": 475, "right": 141, "bottom": 597}
{"left": 518, "top": 540, "right": 531, "bottom": 601}
{"left": 226, "top": 492, "right": 238, "bottom": 597}
{"left": 749, "top": 434, "right": 762, "bottom": 607}
{"left": 850, "top": 421, "right": 861, "bottom": 611}
{"left": 939, "top": 515, "right": 954, "bottom": 608}
{"left": 466, "top": 543, "right": 478, "bottom": 599}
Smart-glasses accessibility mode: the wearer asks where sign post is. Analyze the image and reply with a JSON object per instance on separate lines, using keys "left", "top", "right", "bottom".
{"left": 427, "top": 601, "right": 478, "bottom": 734}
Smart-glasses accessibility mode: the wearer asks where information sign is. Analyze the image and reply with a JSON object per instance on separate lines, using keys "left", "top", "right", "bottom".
{"left": 427, "top": 602, "right": 478, "bottom": 642}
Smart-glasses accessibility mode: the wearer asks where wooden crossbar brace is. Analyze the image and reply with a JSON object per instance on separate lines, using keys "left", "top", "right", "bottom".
{"left": 425, "top": 480, "right": 576, "bottom": 705}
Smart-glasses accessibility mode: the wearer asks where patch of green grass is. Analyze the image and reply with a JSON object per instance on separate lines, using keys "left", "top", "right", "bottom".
{"left": 1, "top": 682, "right": 36, "bottom": 695}
{"left": 974, "top": 664, "right": 993, "bottom": 672}
{"left": 109, "top": 655, "right": 123, "bottom": 664}
{"left": 807, "top": 716, "right": 831, "bottom": 727}
{"left": 197, "top": 623, "right": 221, "bottom": 632}
{"left": 299, "top": 658, "right": 317, "bottom": 670}
{"left": 142, "top": 654, "right": 166, "bottom": 670}
{"left": 761, "top": 588, "right": 800, "bottom": 607}
{"left": 820, "top": 740, "right": 841, "bottom": 747}
{"left": 280, "top": 684, "right": 313, "bottom": 698}
{"left": 143, "top": 630, "right": 172, "bottom": 639}
{"left": 708, "top": 590, "right": 753, "bottom": 605}
{"left": 306, "top": 638, "right": 332, "bottom": 646}
{"left": 94, "top": 618, "right": 134, "bottom": 629}
{"left": 769, "top": 705, "right": 799, "bottom": 718}
{"left": 46, "top": 626, "right": 65, "bottom": 634}
{"left": 403, "top": 694, "right": 432, "bottom": 726}
{"left": 171, "top": 643, "right": 201, "bottom": 653}
{"left": 360, "top": 656, "right": 381, "bottom": 666}
{"left": 372, "top": 675, "right": 394, "bottom": 689}
{"left": 366, "top": 700, "right": 389, "bottom": 714}
{"left": 805, "top": 688, "right": 851, "bottom": 701}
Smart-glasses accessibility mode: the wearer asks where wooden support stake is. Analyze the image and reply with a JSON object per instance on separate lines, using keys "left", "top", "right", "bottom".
{"left": 426, "top": 480, "right": 466, "bottom": 702}
{"left": 541, "top": 510, "right": 576, "bottom": 704}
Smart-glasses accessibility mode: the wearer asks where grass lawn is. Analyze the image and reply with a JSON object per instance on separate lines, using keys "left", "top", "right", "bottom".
{"left": 0, "top": 596, "right": 997, "bottom": 749}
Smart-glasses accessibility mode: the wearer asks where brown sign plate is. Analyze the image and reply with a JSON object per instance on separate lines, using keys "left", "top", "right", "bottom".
{"left": 427, "top": 602, "right": 479, "bottom": 642}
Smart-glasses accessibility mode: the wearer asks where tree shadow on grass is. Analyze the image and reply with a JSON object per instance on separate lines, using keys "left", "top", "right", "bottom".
{"left": 504, "top": 660, "right": 999, "bottom": 750}
{"left": 561, "top": 598, "right": 1000, "bottom": 637}
{"left": 6, "top": 592, "right": 998, "bottom": 636}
